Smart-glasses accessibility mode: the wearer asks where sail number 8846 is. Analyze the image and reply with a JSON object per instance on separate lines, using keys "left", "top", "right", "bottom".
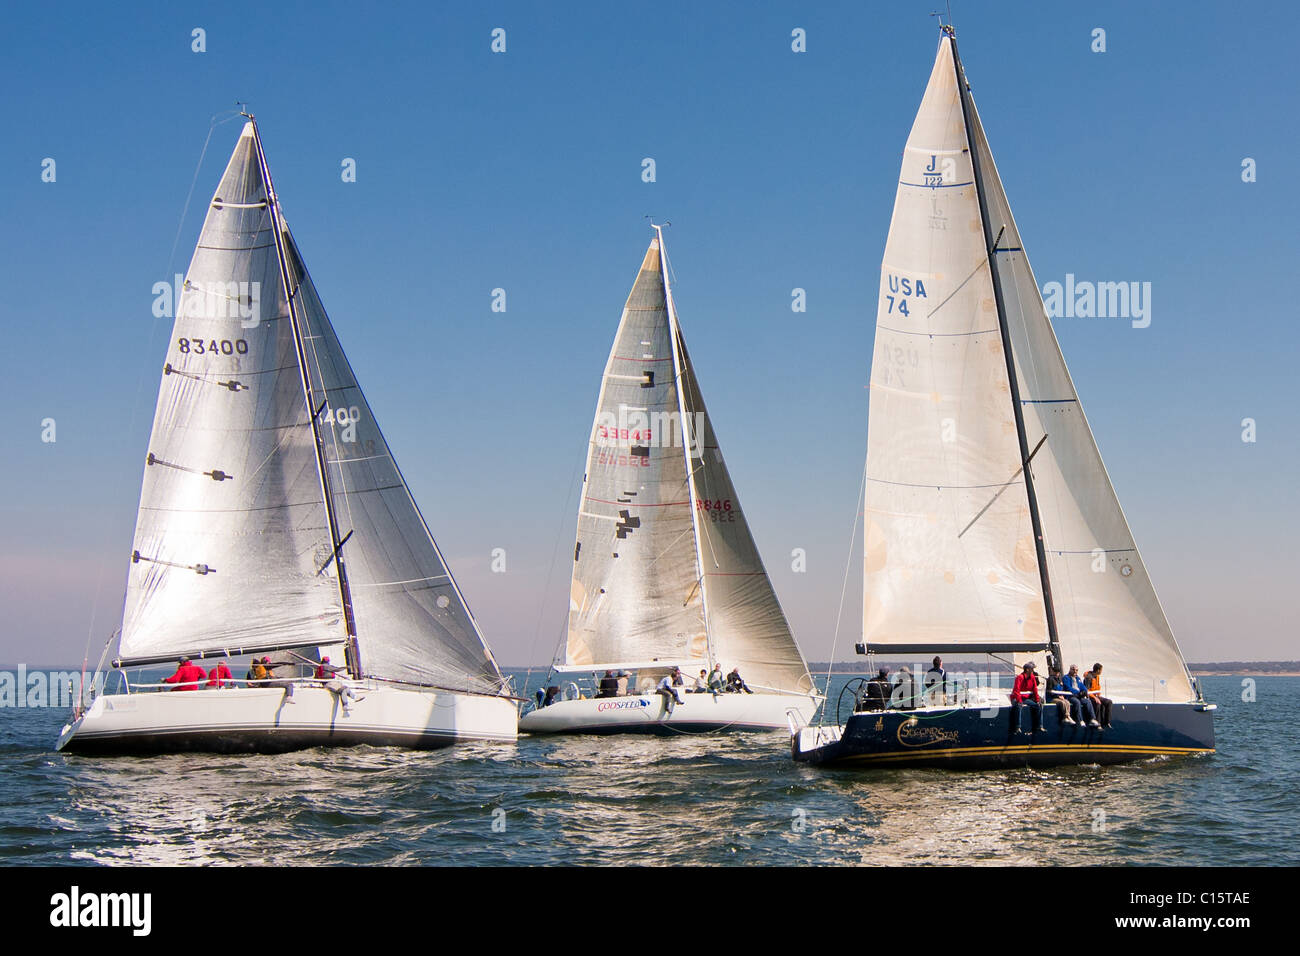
{"left": 697, "top": 499, "right": 736, "bottom": 523}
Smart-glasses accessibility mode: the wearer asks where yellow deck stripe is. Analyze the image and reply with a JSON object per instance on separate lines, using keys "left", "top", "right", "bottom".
{"left": 832, "top": 744, "right": 1213, "bottom": 764}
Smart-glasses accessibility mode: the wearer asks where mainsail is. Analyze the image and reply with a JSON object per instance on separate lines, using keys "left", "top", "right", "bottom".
{"left": 862, "top": 35, "right": 1194, "bottom": 703}
{"left": 567, "top": 234, "right": 811, "bottom": 693}
{"left": 120, "top": 121, "right": 503, "bottom": 695}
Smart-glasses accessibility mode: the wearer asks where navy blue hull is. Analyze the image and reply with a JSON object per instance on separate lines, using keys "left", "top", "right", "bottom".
{"left": 794, "top": 702, "right": 1215, "bottom": 769}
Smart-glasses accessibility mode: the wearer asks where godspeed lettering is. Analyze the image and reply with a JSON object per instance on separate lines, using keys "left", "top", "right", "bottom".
{"left": 49, "top": 886, "right": 151, "bottom": 937}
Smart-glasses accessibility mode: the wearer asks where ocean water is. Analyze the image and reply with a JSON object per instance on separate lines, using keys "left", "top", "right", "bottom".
{"left": 0, "top": 674, "right": 1292, "bottom": 866}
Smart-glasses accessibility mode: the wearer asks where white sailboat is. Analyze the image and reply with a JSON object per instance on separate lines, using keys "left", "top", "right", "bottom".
{"left": 521, "top": 227, "right": 820, "bottom": 735}
{"left": 57, "top": 116, "right": 518, "bottom": 754}
{"left": 793, "top": 27, "right": 1214, "bottom": 768}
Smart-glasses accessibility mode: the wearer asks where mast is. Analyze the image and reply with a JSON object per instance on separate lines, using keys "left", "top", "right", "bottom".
{"left": 947, "top": 31, "right": 1063, "bottom": 668}
{"left": 246, "top": 114, "right": 363, "bottom": 677}
{"left": 654, "top": 224, "right": 714, "bottom": 667}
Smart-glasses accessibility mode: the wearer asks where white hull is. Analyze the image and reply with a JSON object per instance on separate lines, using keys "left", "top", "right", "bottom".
{"left": 56, "top": 683, "right": 519, "bottom": 755}
{"left": 519, "top": 690, "right": 818, "bottom": 735}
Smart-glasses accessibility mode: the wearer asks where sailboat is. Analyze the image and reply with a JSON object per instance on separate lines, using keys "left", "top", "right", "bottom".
{"left": 57, "top": 116, "right": 518, "bottom": 754}
{"left": 520, "top": 226, "right": 820, "bottom": 734}
{"left": 792, "top": 28, "right": 1215, "bottom": 768}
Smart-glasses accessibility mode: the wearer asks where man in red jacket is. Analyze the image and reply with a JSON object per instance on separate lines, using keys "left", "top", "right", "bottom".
{"left": 162, "top": 658, "right": 207, "bottom": 691}
{"left": 205, "top": 659, "right": 233, "bottom": 689}
{"left": 1008, "top": 661, "right": 1046, "bottom": 734}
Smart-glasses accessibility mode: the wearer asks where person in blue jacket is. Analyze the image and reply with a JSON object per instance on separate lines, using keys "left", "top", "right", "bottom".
{"left": 1063, "top": 664, "right": 1099, "bottom": 727}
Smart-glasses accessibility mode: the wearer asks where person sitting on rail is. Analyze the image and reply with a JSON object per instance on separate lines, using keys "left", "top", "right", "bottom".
{"left": 1062, "top": 664, "right": 1099, "bottom": 726}
{"left": 205, "top": 659, "right": 233, "bottom": 689}
{"left": 1046, "top": 666, "right": 1079, "bottom": 724}
{"left": 1008, "top": 661, "right": 1046, "bottom": 734}
{"left": 262, "top": 656, "right": 296, "bottom": 703}
{"left": 726, "top": 668, "right": 754, "bottom": 694}
{"left": 314, "top": 656, "right": 342, "bottom": 680}
{"left": 708, "top": 664, "right": 726, "bottom": 694}
{"left": 690, "top": 669, "right": 710, "bottom": 693}
{"left": 656, "top": 667, "right": 687, "bottom": 715}
{"left": 162, "top": 657, "right": 206, "bottom": 691}
{"left": 1085, "top": 663, "right": 1113, "bottom": 729}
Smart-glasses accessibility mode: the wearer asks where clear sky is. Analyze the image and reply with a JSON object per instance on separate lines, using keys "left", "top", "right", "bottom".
{"left": 2, "top": 1, "right": 1296, "bottom": 667}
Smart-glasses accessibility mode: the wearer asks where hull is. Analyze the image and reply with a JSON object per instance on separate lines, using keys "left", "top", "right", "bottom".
{"left": 520, "top": 690, "right": 818, "bottom": 736}
{"left": 56, "top": 684, "right": 518, "bottom": 755}
{"left": 792, "top": 701, "right": 1215, "bottom": 769}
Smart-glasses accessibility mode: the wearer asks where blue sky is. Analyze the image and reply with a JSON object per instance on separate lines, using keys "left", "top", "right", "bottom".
{"left": 2, "top": 0, "right": 1296, "bottom": 667}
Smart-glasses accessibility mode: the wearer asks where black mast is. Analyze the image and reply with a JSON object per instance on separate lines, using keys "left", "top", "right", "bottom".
{"left": 246, "top": 115, "right": 363, "bottom": 678}
{"left": 946, "top": 30, "right": 1063, "bottom": 669}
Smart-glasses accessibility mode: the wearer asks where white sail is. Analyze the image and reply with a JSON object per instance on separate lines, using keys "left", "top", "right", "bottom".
{"left": 863, "top": 39, "right": 1048, "bottom": 655}
{"left": 283, "top": 228, "right": 504, "bottom": 693}
{"left": 121, "top": 122, "right": 504, "bottom": 695}
{"left": 962, "top": 76, "right": 1195, "bottom": 703}
{"left": 674, "top": 331, "right": 813, "bottom": 693}
{"left": 862, "top": 35, "right": 1195, "bottom": 704}
{"left": 121, "top": 124, "right": 341, "bottom": 661}
{"left": 567, "top": 239, "right": 707, "bottom": 668}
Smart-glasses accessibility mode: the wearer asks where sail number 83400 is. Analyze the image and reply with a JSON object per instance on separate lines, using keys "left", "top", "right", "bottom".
{"left": 177, "top": 337, "right": 249, "bottom": 356}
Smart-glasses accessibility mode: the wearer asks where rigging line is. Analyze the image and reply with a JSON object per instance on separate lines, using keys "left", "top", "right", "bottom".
{"left": 956, "top": 433, "right": 1048, "bottom": 539}
{"left": 818, "top": 446, "right": 869, "bottom": 729}
{"left": 642, "top": 525, "right": 699, "bottom": 573}
{"left": 922, "top": 251, "right": 989, "bottom": 321}
{"left": 523, "top": 453, "right": 584, "bottom": 697}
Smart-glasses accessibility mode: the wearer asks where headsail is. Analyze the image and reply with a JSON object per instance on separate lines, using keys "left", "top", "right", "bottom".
{"left": 863, "top": 35, "right": 1195, "bottom": 703}
{"left": 121, "top": 122, "right": 504, "bottom": 695}
{"left": 568, "top": 234, "right": 811, "bottom": 694}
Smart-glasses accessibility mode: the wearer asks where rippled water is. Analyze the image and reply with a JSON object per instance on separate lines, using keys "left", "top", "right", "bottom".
{"left": 0, "top": 675, "right": 1291, "bottom": 865}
